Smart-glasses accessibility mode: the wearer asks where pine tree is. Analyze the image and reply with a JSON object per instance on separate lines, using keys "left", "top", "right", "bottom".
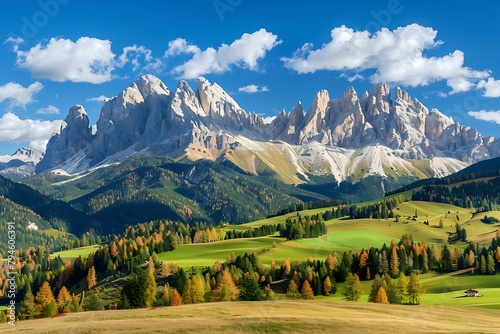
{"left": 390, "top": 246, "right": 400, "bottom": 277}
{"left": 182, "top": 279, "right": 193, "bottom": 304}
{"left": 264, "top": 285, "right": 276, "bottom": 301}
{"left": 144, "top": 270, "right": 157, "bottom": 307}
{"left": 397, "top": 273, "right": 408, "bottom": 303}
{"left": 170, "top": 289, "right": 182, "bottom": 306}
{"left": 342, "top": 273, "right": 363, "bottom": 301}
{"left": 87, "top": 266, "right": 97, "bottom": 290}
{"left": 35, "top": 281, "right": 55, "bottom": 317}
{"left": 487, "top": 254, "right": 496, "bottom": 274}
{"left": 119, "top": 293, "right": 131, "bottom": 309}
{"left": 374, "top": 286, "right": 389, "bottom": 304}
{"left": 212, "top": 267, "right": 239, "bottom": 301}
{"left": 83, "top": 291, "right": 103, "bottom": 311}
{"left": 322, "top": 276, "right": 332, "bottom": 296}
{"left": 56, "top": 286, "right": 72, "bottom": 312}
{"left": 407, "top": 272, "right": 424, "bottom": 305}
{"left": 68, "top": 295, "right": 82, "bottom": 312}
{"left": 368, "top": 274, "right": 383, "bottom": 302}
{"left": 190, "top": 274, "right": 206, "bottom": 304}
{"left": 45, "top": 301, "right": 58, "bottom": 317}
{"left": 19, "top": 284, "right": 38, "bottom": 320}
{"left": 240, "top": 273, "right": 264, "bottom": 301}
{"left": 379, "top": 250, "right": 389, "bottom": 274}
{"left": 301, "top": 280, "right": 314, "bottom": 300}
{"left": 480, "top": 255, "right": 487, "bottom": 274}
{"left": 286, "top": 280, "right": 301, "bottom": 299}
{"left": 0, "top": 310, "right": 6, "bottom": 323}
{"left": 161, "top": 284, "right": 171, "bottom": 306}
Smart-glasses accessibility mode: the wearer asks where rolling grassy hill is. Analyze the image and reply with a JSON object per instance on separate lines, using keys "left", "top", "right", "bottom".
{"left": 2, "top": 300, "right": 499, "bottom": 334}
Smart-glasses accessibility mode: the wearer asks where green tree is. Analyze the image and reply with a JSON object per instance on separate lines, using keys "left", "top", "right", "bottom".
{"left": 480, "top": 255, "right": 487, "bottom": 274}
{"left": 286, "top": 280, "right": 301, "bottom": 299}
{"left": 68, "top": 295, "right": 82, "bottom": 312}
{"left": 240, "top": 273, "right": 264, "bottom": 301}
{"left": 182, "top": 279, "right": 193, "bottom": 304}
{"left": 264, "top": 285, "right": 276, "bottom": 301}
{"left": 0, "top": 310, "right": 6, "bottom": 323}
{"left": 19, "top": 283, "right": 39, "bottom": 320}
{"left": 122, "top": 268, "right": 147, "bottom": 308}
{"left": 407, "top": 272, "right": 424, "bottom": 305}
{"left": 119, "top": 293, "right": 131, "bottom": 309}
{"left": 397, "top": 273, "right": 408, "bottom": 303}
{"left": 190, "top": 274, "right": 206, "bottom": 304}
{"left": 83, "top": 291, "right": 103, "bottom": 311}
{"left": 45, "top": 300, "right": 58, "bottom": 317}
{"left": 487, "top": 254, "right": 496, "bottom": 274}
{"left": 144, "top": 269, "right": 157, "bottom": 307}
{"left": 342, "top": 273, "right": 363, "bottom": 301}
{"left": 368, "top": 274, "right": 383, "bottom": 302}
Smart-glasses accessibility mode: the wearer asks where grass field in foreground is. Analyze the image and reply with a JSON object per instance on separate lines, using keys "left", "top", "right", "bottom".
{"left": 2, "top": 300, "right": 499, "bottom": 334}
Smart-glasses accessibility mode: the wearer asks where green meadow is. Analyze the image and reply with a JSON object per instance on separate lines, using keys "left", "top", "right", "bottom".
{"left": 50, "top": 200, "right": 500, "bottom": 309}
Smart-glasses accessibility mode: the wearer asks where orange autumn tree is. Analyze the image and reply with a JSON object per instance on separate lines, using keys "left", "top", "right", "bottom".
{"left": 374, "top": 286, "right": 389, "bottom": 304}
{"left": 301, "top": 280, "right": 314, "bottom": 300}
{"left": 35, "top": 281, "right": 57, "bottom": 317}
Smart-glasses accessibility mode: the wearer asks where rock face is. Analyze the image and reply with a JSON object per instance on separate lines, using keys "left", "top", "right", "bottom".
{"left": 0, "top": 147, "right": 43, "bottom": 181}
{"left": 36, "top": 75, "right": 500, "bottom": 186}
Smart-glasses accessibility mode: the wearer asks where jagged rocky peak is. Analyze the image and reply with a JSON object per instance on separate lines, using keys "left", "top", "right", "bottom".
{"left": 197, "top": 76, "right": 242, "bottom": 117}
{"left": 66, "top": 104, "right": 89, "bottom": 125}
{"left": 134, "top": 74, "right": 170, "bottom": 97}
{"left": 395, "top": 86, "right": 412, "bottom": 103}
{"left": 365, "top": 83, "right": 391, "bottom": 120}
{"left": 0, "top": 147, "right": 43, "bottom": 164}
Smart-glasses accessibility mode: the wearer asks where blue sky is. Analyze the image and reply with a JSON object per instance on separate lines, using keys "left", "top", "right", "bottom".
{"left": 1, "top": 0, "right": 500, "bottom": 155}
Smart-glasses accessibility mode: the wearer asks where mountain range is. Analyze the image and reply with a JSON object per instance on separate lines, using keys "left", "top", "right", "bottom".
{"left": 35, "top": 75, "right": 499, "bottom": 189}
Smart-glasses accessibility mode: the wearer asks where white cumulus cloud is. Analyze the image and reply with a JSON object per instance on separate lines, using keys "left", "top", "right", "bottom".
{"left": 36, "top": 105, "right": 60, "bottom": 115}
{"left": 468, "top": 110, "right": 500, "bottom": 124}
{"left": 166, "top": 29, "right": 281, "bottom": 79}
{"left": 164, "top": 38, "right": 201, "bottom": 57}
{"left": 13, "top": 37, "right": 116, "bottom": 84}
{"left": 86, "top": 95, "right": 110, "bottom": 103}
{"left": 282, "top": 24, "right": 489, "bottom": 94}
{"left": 238, "top": 84, "right": 269, "bottom": 94}
{"left": 0, "top": 113, "right": 62, "bottom": 151}
{"left": 118, "top": 45, "right": 163, "bottom": 72}
{"left": 477, "top": 78, "right": 500, "bottom": 98}
{"left": 0, "top": 81, "right": 43, "bottom": 109}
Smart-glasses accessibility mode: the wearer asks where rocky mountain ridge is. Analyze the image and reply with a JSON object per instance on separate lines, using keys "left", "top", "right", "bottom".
{"left": 36, "top": 75, "right": 500, "bottom": 187}
{"left": 0, "top": 147, "right": 43, "bottom": 181}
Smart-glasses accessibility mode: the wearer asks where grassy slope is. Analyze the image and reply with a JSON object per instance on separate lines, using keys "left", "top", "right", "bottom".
{"left": 2, "top": 301, "right": 499, "bottom": 334}
{"left": 57, "top": 202, "right": 499, "bottom": 267}
{"left": 49, "top": 201, "right": 500, "bottom": 311}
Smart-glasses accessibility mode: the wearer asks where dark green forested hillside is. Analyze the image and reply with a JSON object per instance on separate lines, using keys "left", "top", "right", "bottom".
{"left": 0, "top": 196, "right": 76, "bottom": 256}
{"left": 0, "top": 175, "right": 99, "bottom": 235}
{"left": 24, "top": 156, "right": 328, "bottom": 234}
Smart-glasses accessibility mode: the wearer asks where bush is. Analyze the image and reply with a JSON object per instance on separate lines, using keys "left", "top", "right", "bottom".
{"left": 481, "top": 216, "right": 500, "bottom": 224}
